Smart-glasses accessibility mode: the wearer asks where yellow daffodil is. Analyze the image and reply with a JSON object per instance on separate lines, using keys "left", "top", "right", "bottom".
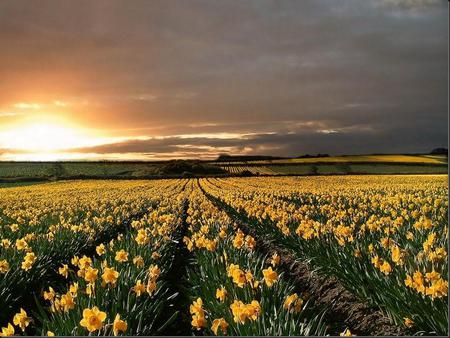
{"left": 262, "top": 266, "right": 278, "bottom": 287}
{"left": 115, "top": 250, "right": 129, "bottom": 263}
{"left": 102, "top": 267, "right": 119, "bottom": 286}
{"left": 60, "top": 292, "right": 75, "bottom": 312}
{"left": 96, "top": 243, "right": 106, "bottom": 256}
{"left": 340, "top": 328, "right": 355, "bottom": 336}
{"left": 211, "top": 318, "right": 228, "bottom": 335}
{"left": 84, "top": 267, "right": 99, "bottom": 283}
{"left": 284, "top": 293, "right": 303, "bottom": 313}
{"left": 133, "top": 255, "right": 144, "bottom": 267}
{"left": 0, "top": 260, "right": 9, "bottom": 274}
{"left": 404, "top": 317, "right": 414, "bottom": 328}
{"left": 80, "top": 306, "right": 106, "bottom": 333}
{"left": 132, "top": 280, "right": 145, "bottom": 296}
{"left": 113, "top": 314, "right": 128, "bottom": 336}
{"left": 13, "top": 308, "right": 32, "bottom": 332}
{"left": 216, "top": 287, "right": 227, "bottom": 302}
{"left": 0, "top": 323, "right": 15, "bottom": 337}
{"left": 58, "top": 264, "right": 69, "bottom": 278}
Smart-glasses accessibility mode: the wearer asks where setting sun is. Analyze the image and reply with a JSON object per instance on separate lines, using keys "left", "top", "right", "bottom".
{"left": 0, "top": 122, "right": 92, "bottom": 152}
{"left": 0, "top": 119, "right": 132, "bottom": 161}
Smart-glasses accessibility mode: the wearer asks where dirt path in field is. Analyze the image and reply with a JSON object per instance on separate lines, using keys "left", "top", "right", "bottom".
{"left": 158, "top": 197, "right": 193, "bottom": 335}
{"left": 199, "top": 183, "right": 406, "bottom": 336}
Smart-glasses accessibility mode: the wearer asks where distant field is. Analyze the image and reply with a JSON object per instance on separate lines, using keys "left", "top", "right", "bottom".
{"left": 216, "top": 154, "right": 448, "bottom": 176}
{"left": 348, "top": 164, "right": 448, "bottom": 174}
{"left": 220, "top": 165, "right": 278, "bottom": 175}
{"left": 217, "top": 154, "right": 448, "bottom": 165}
{"left": 0, "top": 181, "right": 43, "bottom": 189}
{"left": 219, "top": 163, "right": 448, "bottom": 176}
{"left": 0, "top": 154, "right": 447, "bottom": 181}
{"left": 284, "top": 154, "right": 447, "bottom": 164}
{"left": 0, "top": 162, "right": 160, "bottom": 179}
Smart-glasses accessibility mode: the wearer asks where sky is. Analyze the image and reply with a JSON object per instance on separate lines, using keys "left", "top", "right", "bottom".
{"left": 0, "top": 0, "right": 447, "bottom": 161}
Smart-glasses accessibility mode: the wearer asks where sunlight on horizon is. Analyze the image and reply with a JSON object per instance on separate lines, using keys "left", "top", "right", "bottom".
{"left": 0, "top": 119, "right": 133, "bottom": 161}
{"left": 0, "top": 151, "right": 155, "bottom": 162}
{"left": 0, "top": 122, "right": 97, "bottom": 152}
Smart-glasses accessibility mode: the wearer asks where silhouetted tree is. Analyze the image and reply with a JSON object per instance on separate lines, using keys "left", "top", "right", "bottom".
{"left": 430, "top": 148, "right": 448, "bottom": 155}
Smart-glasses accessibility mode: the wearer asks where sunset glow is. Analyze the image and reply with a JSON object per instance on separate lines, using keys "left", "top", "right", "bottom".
{"left": 1, "top": 123, "right": 95, "bottom": 152}
{"left": 0, "top": 118, "right": 134, "bottom": 161}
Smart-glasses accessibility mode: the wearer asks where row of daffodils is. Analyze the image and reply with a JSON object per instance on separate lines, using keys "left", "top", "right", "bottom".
{"left": 182, "top": 181, "right": 328, "bottom": 336}
{"left": 200, "top": 175, "right": 448, "bottom": 335}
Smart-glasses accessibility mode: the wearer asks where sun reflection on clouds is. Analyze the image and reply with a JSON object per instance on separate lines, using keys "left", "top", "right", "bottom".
{"left": 13, "top": 103, "right": 41, "bottom": 109}
{"left": 53, "top": 100, "right": 68, "bottom": 107}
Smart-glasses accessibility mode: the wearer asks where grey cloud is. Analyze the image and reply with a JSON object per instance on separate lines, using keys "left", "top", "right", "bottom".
{"left": 379, "top": 0, "right": 444, "bottom": 10}
{"left": 67, "top": 120, "right": 446, "bottom": 157}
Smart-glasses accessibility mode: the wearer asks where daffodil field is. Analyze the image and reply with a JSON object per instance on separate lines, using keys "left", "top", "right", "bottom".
{"left": 0, "top": 175, "right": 448, "bottom": 336}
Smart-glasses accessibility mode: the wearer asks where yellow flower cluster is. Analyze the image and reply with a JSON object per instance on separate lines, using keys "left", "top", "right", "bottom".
{"left": 0, "top": 308, "right": 31, "bottom": 336}
{"left": 190, "top": 298, "right": 207, "bottom": 330}
{"left": 227, "top": 263, "right": 260, "bottom": 288}
{"left": 284, "top": 293, "right": 303, "bottom": 313}
{"left": 230, "top": 299, "right": 261, "bottom": 324}
{"left": 405, "top": 271, "right": 448, "bottom": 299}
{"left": 133, "top": 264, "right": 160, "bottom": 296}
{"left": 21, "top": 252, "right": 36, "bottom": 271}
{"left": 232, "top": 229, "right": 256, "bottom": 250}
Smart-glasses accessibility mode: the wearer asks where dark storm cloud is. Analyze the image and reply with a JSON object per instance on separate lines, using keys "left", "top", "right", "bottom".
{"left": 72, "top": 117, "right": 446, "bottom": 157}
{"left": 0, "top": 0, "right": 447, "bottom": 157}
